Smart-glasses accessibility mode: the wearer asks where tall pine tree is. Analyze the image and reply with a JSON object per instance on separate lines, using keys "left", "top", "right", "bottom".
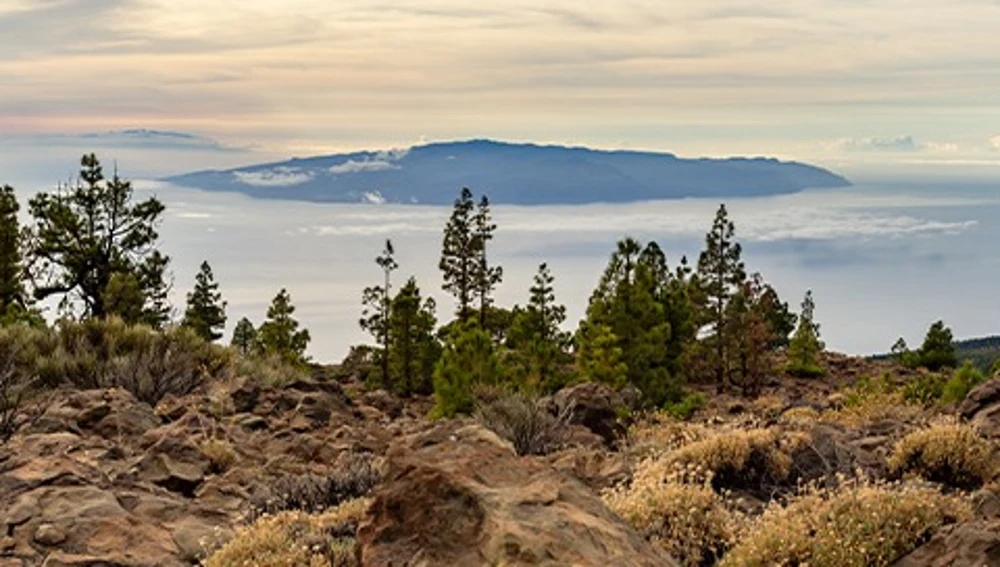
{"left": 182, "top": 261, "right": 227, "bottom": 341}
{"left": 0, "top": 185, "right": 31, "bottom": 323}
{"left": 387, "top": 278, "right": 440, "bottom": 396}
{"left": 787, "top": 290, "right": 825, "bottom": 377}
{"left": 28, "top": 155, "right": 170, "bottom": 323}
{"left": 696, "top": 204, "right": 746, "bottom": 392}
{"left": 471, "top": 195, "right": 502, "bottom": 329}
{"left": 360, "top": 240, "right": 397, "bottom": 384}
{"left": 231, "top": 317, "right": 257, "bottom": 355}
{"left": 726, "top": 273, "right": 777, "bottom": 395}
{"left": 257, "top": 288, "right": 311, "bottom": 365}
{"left": 439, "top": 188, "right": 476, "bottom": 322}
{"left": 508, "top": 263, "right": 571, "bottom": 392}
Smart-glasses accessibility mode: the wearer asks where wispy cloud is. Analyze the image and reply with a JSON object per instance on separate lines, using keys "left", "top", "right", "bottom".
{"left": 233, "top": 167, "right": 314, "bottom": 187}
{"left": 329, "top": 159, "right": 399, "bottom": 174}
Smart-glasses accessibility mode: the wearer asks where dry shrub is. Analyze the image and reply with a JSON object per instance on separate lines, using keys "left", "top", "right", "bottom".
{"left": 751, "top": 395, "right": 786, "bottom": 420}
{"left": 200, "top": 439, "right": 238, "bottom": 474}
{"left": 778, "top": 406, "right": 820, "bottom": 427}
{"left": 625, "top": 413, "right": 711, "bottom": 459}
{"left": 250, "top": 454, "right": 381, "bottom": 520}
{"left": 235, "top": 352, "right": 308, "bottom": 388}
{"left": 205, "top": 497, "right": 369, "bottom": 567}
{"left": 720, "top": 477, "right": 972, "bottom": 567}
{"left": 822, "top": 377, "right": 924, "bottom": 428}
{"left": 655, "top": 427, "right": 804, "bottom": 491}
{"left": 0, "top": 326, "right": 42, "bottom": 441}
{"left": 888, "top": 421, "right": 996, "bottom": 490}
{"left": 604, "top": 466, "right": 741, "bottom": 566}
{"left": 473, "top": 388, "right": 572, "bottom": 456}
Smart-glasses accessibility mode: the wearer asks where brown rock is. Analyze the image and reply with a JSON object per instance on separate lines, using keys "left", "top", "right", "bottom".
{"left": 548, "top": 382, "right": 627, "bottom": 446}
{"left": 358, "top": 422, "right": 676, "bottom": 567}
{"left": 137, "top": 453, "right": 205, "bottom": 497}
{"left": 33, "top": 523, "right": 67, "bottom": 546}
{"left": 893, "top": 521, "right": 1000, "bottom": 566}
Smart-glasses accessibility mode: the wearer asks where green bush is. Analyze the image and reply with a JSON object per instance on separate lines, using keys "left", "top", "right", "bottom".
{"left": 432, "top": 325, "right": 504, "bottom": 418}
{"left": 901, "top": 373, "right": 947, "bottom": 406}
{"left": 664, "top": 391, "right": 707, "bottom": 420}
{"left": 473, "top": 388, "right": 571, "bottom": 456}
{"left": 941, "top": 361, "right": 986, "bottom": 405}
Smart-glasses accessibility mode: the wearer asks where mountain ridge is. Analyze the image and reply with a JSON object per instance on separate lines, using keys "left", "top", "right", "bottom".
{"left": 164, "top": 139, "right": 851, "bottom": 205}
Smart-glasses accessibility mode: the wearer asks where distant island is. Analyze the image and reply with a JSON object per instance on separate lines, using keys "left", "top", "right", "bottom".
{"left": 164, "top": 139, "right": 851, "bottom": 205}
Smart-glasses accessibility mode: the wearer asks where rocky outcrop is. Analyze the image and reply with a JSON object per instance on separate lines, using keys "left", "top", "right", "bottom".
{"left": 357, "top": 421, "right": 676, "bottom": 566}
{"left": 959, "top": 378, "right": 1000, "bottom": 438}
{"left": 892, "top": 521, "right": 1000, "bottom": 566}
{"left": 547, "top": 382, "right": 628, "bottom": 446}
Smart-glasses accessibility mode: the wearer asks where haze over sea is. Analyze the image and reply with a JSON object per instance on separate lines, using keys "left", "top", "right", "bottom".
{"left": 37, "top": 176, "right": 982, "bottom": 363}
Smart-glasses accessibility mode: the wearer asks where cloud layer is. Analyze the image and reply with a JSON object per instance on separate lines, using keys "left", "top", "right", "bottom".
{"left": 2, "top": 0, "right": 1000, "bottom": 168}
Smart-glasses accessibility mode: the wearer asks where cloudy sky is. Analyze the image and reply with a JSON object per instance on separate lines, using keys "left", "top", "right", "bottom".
{"left": 3, "top": 0, "right": 1000, "bottom": 179}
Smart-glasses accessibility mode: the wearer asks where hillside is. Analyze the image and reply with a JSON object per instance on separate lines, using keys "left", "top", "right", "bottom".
{"left": 164, "top": 139, "right": 851, "bottom": 205}
{"left": 956, "top": 336, "right": 1000, "bottom": 371}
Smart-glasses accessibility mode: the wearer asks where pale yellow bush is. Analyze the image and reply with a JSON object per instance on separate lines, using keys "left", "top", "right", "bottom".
{"left": 778, "top": 406, "right": 820, "bottom": 427}
{"left": 654, "top": 428, "right": 804, "bottom": 489}
{"left": 200, "top": 439, "right": 238, "bottom": 473}
{"left": 721, "top": 478, "right": 971, "bottom": 567}
{"left": 751, "top": 395, "right": 786, "bottom": 419}
{"left": 625, "top": 413, "right": 711, "bottom": 459}
{"left": 205, "top": 498, "right": 369, "bottom": 567}
{"left": 605, "top": 465, "right": 741, "bottom": 566}
{"left": 888, "top": 421, "right": 996, "bottom": 490}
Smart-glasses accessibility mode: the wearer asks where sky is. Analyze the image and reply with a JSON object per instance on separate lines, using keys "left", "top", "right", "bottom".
{"left": 3, "top": 0, "right": 1000, "bottom": 180}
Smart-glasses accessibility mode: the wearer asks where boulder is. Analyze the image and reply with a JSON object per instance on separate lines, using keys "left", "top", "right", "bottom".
{"left": 358, "top": 422, "right": 676, "bottom": 566}
{"left": 893, "top": 521, "right": 1000, "bottom": 566}
{"left": 960, "top": 378, "right": 1000, "bottom": 438}
{"left": 548, "top": 382, "right": 627, "bottom": 446}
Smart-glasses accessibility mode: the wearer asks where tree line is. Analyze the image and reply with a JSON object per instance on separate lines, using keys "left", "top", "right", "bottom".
{"left": 356, "top": 189, "right": 828, "bottom": 417}
{"left": 0, "top": 155, "right": 311, "bottom": 365}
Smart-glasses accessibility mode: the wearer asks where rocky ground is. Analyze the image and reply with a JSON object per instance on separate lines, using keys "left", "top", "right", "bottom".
{"left": 1, "top": 353, "right": 999, "bottom": 566}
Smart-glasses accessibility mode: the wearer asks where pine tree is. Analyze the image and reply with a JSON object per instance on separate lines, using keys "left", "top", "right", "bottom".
{"left": 918, "top": 320, "right": 957, "bottom": 371}
{"left": 508, "top": 263, "right": 571, "bottom": 392}
{"left": 231, "top": 317, "right": 257, "bottom": 355}
{"left": 0, "top": 185, "right": 31, "bottom": 324}
{"left": 761, "top": 285, "right": 797, "bottom": 349}
{"left": 387, "top": 278, "right": 440, "bottom": 396}
{"left": 440, "top": 188, "right": 477, "bottom": 322}
{"left": 257, "top": 289, "right": 311, "bottom": 365}
{"left": 787, "top": 290, "right": 825, "bottom": 377}
{"left": 696, "top": 204, "right": 746, "bottom": 392}
{"left": 28, "top": 154, "right": 170, "bottom": 322}
{"left": 471, "top": 195, "right": 502, "bottom": 329}
{"left": 727, "top": 274, "right": 777, "bottom": 395}
{"left": 182, "top": 261, "right": 227, "bottom": 341}
{"left": 432, "top": 325, "right": 503, "bottom": 418}
{"left": 576, "top": 322, "right": 628, "bottom": 389}
{"left": 360, "top": 240, "right": 397, "bottom": 384}
{"left": 576, "top": 238, "right": 679, "bottom": 406}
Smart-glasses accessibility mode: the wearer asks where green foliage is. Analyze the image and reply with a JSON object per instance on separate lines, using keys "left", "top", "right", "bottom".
{"left": 257, "top": 289, "right": 311, "bottom": 366}
{"left": 439, "top": 187, "right": 477, "bottom": 322}
{"left": 696, "top": 204, "right": 747, "bottom": 390}
{"left": 387, "top": 278, "right": 440, "bottom": 396}
{"left": 993, "top": 358, "right": 1000, "bottom": 377}
{"left": 664, "top": 391, "right": 707, "bottom": 420}
{"left": 432, "top": 325, "right": 503, "bottom": 418}
{"left": 471, "top": 194, "right": 502, "bottom": 328}
{"left": 0, "top": 185, "right": 31, "bottom": 322}
{"left": 359, "top": 239, "right": 397, "bottom": 383}
{"left": 726, "top": 274, "right": 778, "bottom": 396}
{"left": 231, "top": 317, "right": 257, "bottom": 355}
{"left": 843, "top": 373, "right": 896, "bottom": 407}
{"left": 786, "top": 290, "right": 825, "bottom": 377}
{"left": 182, "top": 261, "right": 227, "bottom": 341}
{"left": 27, "top": 154, "right": 170, "bottom": 324}
{"left": 577, "top": 238, "right": 686, "bottom": 407}
{"left": 917, "top": 320, "right": 957, "bottom": 371}
{"left": 941, "top": 361, "right": 986, "bottom": 405}
{"left": 761, "top": 285, "right": 796, "bottom": 349}
{"left": 473, "top": 388, "right": 571, "bottom": 456}
{"left": 506, "top": 263, "right": 571, "bottom": 393}
{"left": 901, "top": 373, "right": 947, "bottom": 406}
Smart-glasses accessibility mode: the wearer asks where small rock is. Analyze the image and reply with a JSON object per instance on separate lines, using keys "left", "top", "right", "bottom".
{"left": 33, "top": 524, "right": 67, "bottom": 546}
{"left": 973, "top": 490, "right": 1000, "bottom": 520}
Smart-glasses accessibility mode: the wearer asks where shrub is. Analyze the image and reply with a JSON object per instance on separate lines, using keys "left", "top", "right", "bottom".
{"left": 473, "top": 388, "right": 572, "bottom": 456}
{"left": 200, "top": 439, "right": 238, "bottom": 474}
{"left": 432, "top": 326, "right": 504, "bottom": 418}
{"left": 826, "top": 375, "right": 923, "bottom": 427}
{"left": 250, "top": 454, "right": 381, "bottom": 520}
{"left": 663, "top": 391, "right": 706, "bottom": 421}
{"left": 649, "top": 428, "right": 802, "bottom": 491}
{"left": 0, "top": 326, "right": 41, "bottom": 441}
{"left": 720, "top": 478, "right": 971, "bottom": 567}
{"left": 205, "top": 498, "right": 369, "bottom": 567}
{"left": 604, "top": 469, "right": 739, "bottom": 566}
{"left": 235, "top": 352, "right": 309, "bottom": 388}
{"left": 901, "top": 372, "right": 947, "bottom": 406}
{"left": 940, "top": 361, "right": 986, "bottom": 405}
{"left": 888, "top": 421, "right": 995, "bottom": 490}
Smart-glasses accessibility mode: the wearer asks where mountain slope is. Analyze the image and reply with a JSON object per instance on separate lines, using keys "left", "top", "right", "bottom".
{"left": 164, "top": 139, "right": 851, "bottom": 205}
